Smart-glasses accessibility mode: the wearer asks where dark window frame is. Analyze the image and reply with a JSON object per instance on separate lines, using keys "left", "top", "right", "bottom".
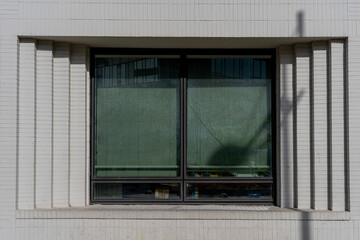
{"left": 90, "top": 48, "right": 277, "bottom": 204}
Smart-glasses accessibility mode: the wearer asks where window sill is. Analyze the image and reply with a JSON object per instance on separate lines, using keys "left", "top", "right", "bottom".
{"left": 16, "top": 205, "right": 350, "bottom": 221}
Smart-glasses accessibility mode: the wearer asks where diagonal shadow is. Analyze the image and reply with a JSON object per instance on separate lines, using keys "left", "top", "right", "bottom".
{"left": 281, "top": 57, "right": 309, "bottom": 239}
{"left": 283, "top": 9, "right": 312, "bottom": 240}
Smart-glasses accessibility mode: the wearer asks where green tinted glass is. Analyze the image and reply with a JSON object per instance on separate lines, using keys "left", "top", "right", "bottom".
{"left": 186, "top": 57, "right": 272, "bottom": 178}
{"left": 94, "top": 56, "right": 180, "bottom": 177}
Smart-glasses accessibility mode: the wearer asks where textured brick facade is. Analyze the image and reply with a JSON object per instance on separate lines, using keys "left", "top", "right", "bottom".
{"left": 1, "top": 1, "right": 360, "bottom": 239}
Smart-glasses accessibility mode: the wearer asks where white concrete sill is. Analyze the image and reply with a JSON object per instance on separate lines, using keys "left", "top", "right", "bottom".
{"left": 16, "top": 205, "right": 350, "bottom": 221}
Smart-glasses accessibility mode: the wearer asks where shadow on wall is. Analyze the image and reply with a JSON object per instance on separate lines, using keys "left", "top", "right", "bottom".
{"left": 281, "top": 58, "right": 310, "bottom": 240}
{"left": 297, "top": 9, "right": 312, "bottom": 240}
{"left": 282, "top": 9, "right": 311, "bottom": 240}
{"left": 297, "top": 11, "right": 305, "bottom": 37}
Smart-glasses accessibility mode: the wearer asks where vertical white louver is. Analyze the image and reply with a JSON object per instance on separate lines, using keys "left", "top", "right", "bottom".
{"left": 18, "top": 40, "right": 88, "bottom": 209}
{"left": 330, "top": 40, "right": 346, "bottom": 211}
{"left": 69, "top": 45, "right": 87, "bottom": 207}
{"left": 52, "top": 43, "right": 71, "bottom": 208}
{"left": 312, "top": 42, "right": 329, "bottom": 210}
{"left": 295, "top": 44, "right": 311, "bottom": 209}
{"left": 18, "top": 39, "right": 36, "bottom": 210}
{"left": 279, "top": 46, "right": 295, "bottom": 209}
{"left": 279, "top": 40, "right": 347, "bottom": 210}
{"left": 35, "top": 40, "right": 53, "bottom": 209}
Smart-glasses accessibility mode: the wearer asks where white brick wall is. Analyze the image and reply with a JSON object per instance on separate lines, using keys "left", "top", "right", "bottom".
{"left": 8, "top": 208, "right": 356, "bottom": 240}
{"left": 0, "top": 0, "right": 360, "bottom": 239}
{"left": 13, "top": 1, "right": 349, "bottom": 38}
{"left": 0, "top": 35, "right": 18, "bottom": 239}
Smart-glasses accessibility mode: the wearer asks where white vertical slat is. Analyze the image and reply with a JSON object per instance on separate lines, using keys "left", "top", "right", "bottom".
{"left": 69, "top": 45, "right": 87, "bottom": 206}
{"left": 53, "top": 42, "right": 70, "bottom": 208}
{"left": 18, "top": 39, "right": 36, "bottom": 210}
{"left": 279, "top": 46, "right": 295, "bottom": 208}
{"left": 85, "top": 48, "right": 91, "bottom": 206}
{"left": 348, "top": 37, "right": 360, "bottom": 217}
{"left": 295, "top": 44, "right": 311, "bottom": 209}
{"left": 35, "top": 40, "right": 53, "bottom": 209}
{"left": 330, "top": 40, "right": 346, "bottom": 211}
{"left": 312, "top": 42, "right": 329, "bottom": 210}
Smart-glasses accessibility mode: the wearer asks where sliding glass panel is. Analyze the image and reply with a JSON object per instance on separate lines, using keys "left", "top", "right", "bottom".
{"left": 185, "top": 183, "right": 272, "bottom": 200}
{"left": 187, "top": 56, "right": 272, "bottom": 178}
{"left": 94, "top": 56, "right": 180, "bottom": 177}
{"left": 94, "top": 182, "right": 181, "bottom": 200}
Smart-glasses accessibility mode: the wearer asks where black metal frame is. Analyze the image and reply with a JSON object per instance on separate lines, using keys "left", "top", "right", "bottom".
{"left": 90, "top": 48, "right": 277, "bottom": 204}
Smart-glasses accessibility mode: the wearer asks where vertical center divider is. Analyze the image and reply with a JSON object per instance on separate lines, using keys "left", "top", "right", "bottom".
{"left": 180, "top": 54, "right": 187, "bottom": 201}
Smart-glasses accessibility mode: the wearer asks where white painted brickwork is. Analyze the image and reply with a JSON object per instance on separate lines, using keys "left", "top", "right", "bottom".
{"left": 11, "top": 214, "right": 354, "bottom": 240}
{"left": 14, "top": 1, "right": 350, "bottom": 38}
{"left": 1, "top": 0, "right": 360, "bottom": 239}
{"left": 0, "top": 35, "right": 18, "bottom": 239}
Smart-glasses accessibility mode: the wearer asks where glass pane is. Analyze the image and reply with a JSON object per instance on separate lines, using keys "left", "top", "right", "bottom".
{"left": 94, "top": 56, "right": 180, "bottom": 177}
{"left": 186, "top": 183, "right": 272, "bottom": 200}
{"left": 94, "top": 183, "right": 181, "bottom": 200}
{"left": 187, "top": 57, "right": 272, "bottom": 178}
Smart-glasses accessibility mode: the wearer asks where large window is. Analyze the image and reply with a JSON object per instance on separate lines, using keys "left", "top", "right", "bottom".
{"left": 91, "top": 49, "right": 275, "bottom": 203}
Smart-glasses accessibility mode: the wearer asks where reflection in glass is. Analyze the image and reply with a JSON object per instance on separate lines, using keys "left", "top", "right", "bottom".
{"left": 186, "top": 183, "right": 272, "bottom": 200}
{"left": 94, "top": 183, "right": 181, "bottom": 200}
{"left": 187, "top": 57, "right": 272, "bottom": 178}
{"left": 94, "top": 57, "right": 180, "bottom": 177}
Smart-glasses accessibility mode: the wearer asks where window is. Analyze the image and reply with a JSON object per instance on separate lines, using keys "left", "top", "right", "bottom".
{"left": 91, "top": 49, "right": 275, "bottom": 203}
